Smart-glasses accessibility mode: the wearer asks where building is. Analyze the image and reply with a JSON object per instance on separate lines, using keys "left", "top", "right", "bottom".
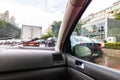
{"left": 107, "top": 18, "right": 120, "bottom": 42}
{"left": 0, "top": 11, "right": 16, "bottom": 26}
{"left": 81, "top": 0, "right": 120, "bottom": 42}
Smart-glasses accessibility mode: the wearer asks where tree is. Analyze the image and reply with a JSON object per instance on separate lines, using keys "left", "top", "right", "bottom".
{"left": 0, "top": 19, "right": 7, "bottom": 28}
{"left": 0, "top": 19, "right": 21, "bottom": 39}
{"left": 42, "top": 21, "right": 61, "bottom": 39}
{"left": 114, "top": 12, "right": 120, "bottom": 20}
{"left": 42, "top": 30, "right": 52, "bottom": 40}
{"left": 74, "top": 23, "right": 82, "bottom": 35}
{"left": 51, "top": 21, "right": 62, "bottom": 37}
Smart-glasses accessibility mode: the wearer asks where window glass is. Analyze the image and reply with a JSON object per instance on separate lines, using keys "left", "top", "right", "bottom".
{"left": 70, "top": 0, "right": 120, "bottom": 71}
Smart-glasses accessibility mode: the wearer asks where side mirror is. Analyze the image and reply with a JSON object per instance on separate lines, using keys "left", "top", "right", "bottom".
{"left": 73, "top": 45, "right": 92, "bottom": 58}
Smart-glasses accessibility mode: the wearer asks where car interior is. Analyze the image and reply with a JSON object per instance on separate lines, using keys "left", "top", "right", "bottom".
{"left": 0, "top": 0, "right": 120, "bottom": 80}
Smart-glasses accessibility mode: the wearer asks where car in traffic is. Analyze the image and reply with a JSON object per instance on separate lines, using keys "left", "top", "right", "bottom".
{"left": 39, "top": 39, "right": 46, "bottom": 47}
{"left": 0, "top": 40, "right": 6, "bottom": 45}
{"left": 45, "top": 37, "right": 57, "bottom": 47}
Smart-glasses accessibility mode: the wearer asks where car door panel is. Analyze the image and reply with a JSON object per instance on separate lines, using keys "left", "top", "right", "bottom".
{"left": 67, "top": 68, "right": 95, "bottom": 80}
{"left": 66, "top": 54, "right": 120, "bottom": 80}
{"left": 0, "top": 67, "right": 65, "bottom": 80}
{"left": 0, "top": 48, "right": 66, "bottom": 80}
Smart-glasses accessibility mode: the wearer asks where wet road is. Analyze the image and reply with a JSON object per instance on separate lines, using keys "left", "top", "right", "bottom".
{"left": 95, "top": 48, "right": 120, "bottom": 70}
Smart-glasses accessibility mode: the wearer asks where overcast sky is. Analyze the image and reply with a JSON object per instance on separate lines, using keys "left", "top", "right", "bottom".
{"left": 0, "top": 0, "right": 119, "bottom": 31}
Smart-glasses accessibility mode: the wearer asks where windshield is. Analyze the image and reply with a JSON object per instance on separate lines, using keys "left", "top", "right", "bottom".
{"left": 0, "top": 0, "right": 68, "bottom": 47}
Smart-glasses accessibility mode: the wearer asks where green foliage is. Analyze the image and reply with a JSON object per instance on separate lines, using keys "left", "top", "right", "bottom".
{"left": 0, "top": 19, "right": 7, "bottom": 28}
{"left": 105, "top": 43, "right": 120, "bottom": 49}
{"left": 42, "top": 30, "right": 52, "bottom": 40}
{"left": 42, "top": 20, "right": 61, "bottom": 39}
{"left": 0, "top": 19, "right": 21, "bottom": 39}
{"left": 114, "top": 12, "right": 120, "bottom": 20}
{"left": 51, "top": 21, "right": 62, "bottom": 37}
{"left": 74, "top": 23, "right": 82, "bottom": 35}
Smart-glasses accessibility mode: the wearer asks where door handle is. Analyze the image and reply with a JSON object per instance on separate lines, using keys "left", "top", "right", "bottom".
{"left": 75, "top": 60, "right": 85, "bottom": 69}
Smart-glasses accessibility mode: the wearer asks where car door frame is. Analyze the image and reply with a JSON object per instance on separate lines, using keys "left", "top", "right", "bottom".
{"left": 66, "top": 54, "right": 120, "bottom": 80}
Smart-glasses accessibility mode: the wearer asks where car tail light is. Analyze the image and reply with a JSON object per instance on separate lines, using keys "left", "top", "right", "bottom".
{"left": 80, "top": 43, "right": 82, "bottom": 46}
{"left": 23, "top": 42, "right": 28, "bottom": 46}
{"left": 23, "top": 43, "right": 26, "bottom": 46}
{"left": 36, "top": 43, "right": 40, "bottom": 46}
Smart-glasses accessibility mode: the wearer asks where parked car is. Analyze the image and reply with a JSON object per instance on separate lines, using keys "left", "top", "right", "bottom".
{"left": 0, "top": 40, "right": 6, "bottom": 45}
{"left": 70, "top": 36, "right": 103, "bottom": 58}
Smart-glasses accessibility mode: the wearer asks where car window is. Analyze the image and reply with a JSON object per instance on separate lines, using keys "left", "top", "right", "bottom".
{"left": 70, "top": 0, "right": 120, "bottom": 71}
{"left": 0, "top": 0, "right": 67, "bottom": 48}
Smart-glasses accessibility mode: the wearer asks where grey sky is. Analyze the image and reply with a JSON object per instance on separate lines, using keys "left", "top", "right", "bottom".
{"left": 3, "top": 0, "right": 67, "bottom": 12}
{"left": 0, "top": 0, "right": 68, "bottom": 31}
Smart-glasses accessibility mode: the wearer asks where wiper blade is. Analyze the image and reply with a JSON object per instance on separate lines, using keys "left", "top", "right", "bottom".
{"left": 20, "top": 36, "right": 51, "bottom": 44}
{"left": 10, "top": 36, "right": 51, "bottom": 46}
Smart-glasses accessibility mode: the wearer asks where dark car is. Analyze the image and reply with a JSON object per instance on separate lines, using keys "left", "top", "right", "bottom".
{"left": 39, "top": 39, "right": 46, "bottom": 47}
{"left": 45, "top": 37, "right": 56, "bottom": 47}
{"left": 70, "top": 36, "right": 102, "bottom": 58}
